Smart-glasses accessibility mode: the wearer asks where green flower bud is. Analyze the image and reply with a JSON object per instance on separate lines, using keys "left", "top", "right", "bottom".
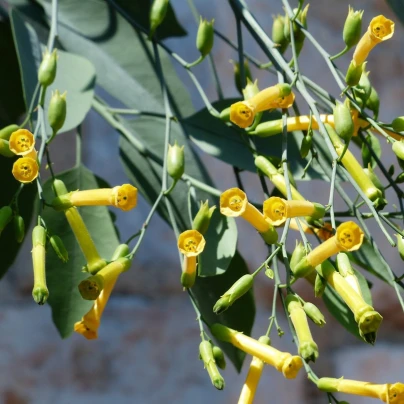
{"left": 111, "top": 244, "right": 130, "bottom": 260}
{"left": 48, "top": 90, "right": 67, "bottom": 134}
{"left": 343, "top": 7, "right": 363, "bottom": 49}
{"left": 396, "top": 172, "right": 404, "bottom": 184}
{"left": 242, "top": 78, "right": 259, "bottom": 101}
{"left": 232, "top": 60, "right": 253, "bottom": 95}
{"left": 392, "top": 141, "right": 404, "bottom": 161}
{"left": 199, "top": 340, "right": 225, "bottom": 390}
{"left": 345, "top": 60, "right": 363, "bottom": 87}
{"left": 0, "top": 139, "right": 15, "bottom": 158}
{"left": 303, "top": 302, "right": 326, "bottom": 327}
{"left": 212, "top": 345, "right": 226, "bottom": 370}
{"left": 272, "top": 15, "right": 288, "bottom": 54}
{"left": 364, "top": 165, "right": 385, "bottom": 197}
{"left": 53, "top": 178, "right": 68, "bottom": 196}
{"left": 392, "top": 117, "right": 404, "bottom": 132}
{"left": 149, "top": 0, "right": 169, "bottom": 38}
{"left": 219, "top": 107, "right": 230, "bottom": 122}
{"left": 396, "top": 234, "right": 404, "bottom": 261}
{"left": 0, "top": 124, "right": 19, "bottom": 140}
{"left": 192, "top": 200, "right": 216, "bottom": 235}
{"left": 32, "top": 225, "right": 49, "bottom": 305}
{"left": 333, "top": 100, "right": 354, "bottom": 143}
{"left": 300, "top": 131, "right": 313, "bottom": 158}
{"left": 13, "top": 215, "right": 25, "bottom": 243}
{"left": 0, "top": 206, "right": 13, "bottom": 235}
{"left": 180, "top": 271, "right": 196, "bottom": 289}
{"left": 314, "top": 273, "right": 327, "bottom": 297}
{"left": 290, "top": 241, "right": 307, "bottom": 276}
{"left": 295, "top": 5, "right": 309, "bottom": 43}
{"left": 196, "top": 17, "right": 214, "bottom": 58}
{"left": 213, "top": 274, "right": 253, "bottom": 314}
{"left": 366, "top": 86, "right": 380, "bottom": 119}
{"left": 353, "top": 69, "right": 372, "bottom": 106}
{"left": 50, "top": 235, "right": 69, "bottom": 263}
{"left": 167, "top": 142, "right": 185, "bottom": 180}
{"left": 38, "top": 49, "right": 58, "bottom": 87}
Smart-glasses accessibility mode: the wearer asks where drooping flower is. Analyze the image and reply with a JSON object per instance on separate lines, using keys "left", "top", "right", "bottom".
{"left": 12, "top": 156, "right": 39, "bottom": 183}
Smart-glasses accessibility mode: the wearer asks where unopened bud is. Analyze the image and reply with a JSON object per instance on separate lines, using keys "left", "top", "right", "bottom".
{"left": 219, "top": 107, "right": 230, "bottom": 122}
{"left": 0, "top": 139, "right": 15, "bottom": 158}
{"left": 13, "top": 215, "right": 25, "bottom": 243}
{"left": 213, "top": 274, "right": 254, "bottom": 314}
{"left": 364, "top": 165, "right": 385, "bottom": 196}
{"left": 392, "top": 117, "right": 404, "bottom": 132}
{"left": 196, "top": 17, "right": 214, "bottom": 57}
{"left": 272, "top": 15, "right": 288, "bottom": 54}
{"left": 48, "top": 90, "right": 67, "bottom": 134}
{"left": 396, "top": 234, "right": 404, "bottom": 261}
{"left": 343, "top": 7, "right": 363, "bottom": 49}
{"left": 180, "top": 271, "right": 196, "bottom": 289}
{"left": 0, "top": 124, "right": 19, "bottom": 140}
{"left": 345, "top": 60, "right": 363, "bottom": 87}
{"left": 50, "top": 235, "right": 69, "bottom": 263}
{"left": 38, "top": 49, "right": 58, "bottom": 87}
{"left": 199, "top": 340, "right": 225, "bottom": 390}
{"left": 111, "top": 244, "right": 130, "bottom": 260}
{"left": 300, "top": 131, "right": 313, "bottom": 158}
{"left": 353, "top": 69, "right": 371, "bottom": 106}
{"left": 290, "top": 242, "right": 306, "bottom": 275}
{"left": 333, "top": 100, "right": 354, "bottom": 142}
{"left": 242, "top": 78, "right": 259, "bottom": 100}
{"left": 366, "top": 86, "right": 380, "bottom": 119}
{"left": 149, "top": 0, "right": 169, "bottom": 38}
{"left": 233, "top": 60, "right": 253, "bottom": 95}
{"left": 0, "top": 206, "right": 13, "bottom": 235}
{"left": 212, "top": 346, "right": 226, "bottom": 370}
{"left": 192, "top": 200, "right": 216, "bottom": 235}
{"left": 392, "top": 141, "right": 404, "bottom": 161}
{"left": 53, "top": 178, "right": 68, "bottom": 196}
{"left": 303, "top": 302, "right": 326, "bottom": 327}
{"left": 315, "top": 273, "right": 327, "bottom": 297}
{"left": 167, "top": 142, "right": 185, "bottom": 180}
{"left": 396, "top": 172, "right": 404, "bottom": 184}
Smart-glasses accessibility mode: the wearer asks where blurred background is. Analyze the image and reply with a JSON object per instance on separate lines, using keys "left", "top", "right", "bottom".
{"left": 0, "top": 0, "right": 404, "bottom": 403}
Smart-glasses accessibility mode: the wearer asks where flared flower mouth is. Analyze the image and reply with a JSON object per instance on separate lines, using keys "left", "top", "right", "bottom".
{"left": 220, "top": 187, "right": 248, "bottom": 217}
{"left": 178, "top": 229, "right": 206, "bottom": 257}
{"left": 263, "top": 197, "right": 287, "bottom": 226}
{"left": 230, "top": 101, "right": 255, "bottom": 128}
{"left": 113, "top": 184, "right": 138, "bottom": 211}
{"left": 336, "top": 221, "right": 364, "bottom": 251}
{"left": 12, "top": 157, "right": 39, "bottom": 183}
{"left": 9, "top": 129, "right": 35, "bottom": 156}
{"left": 369, "top": 15, "right": 394, "bottom": 42}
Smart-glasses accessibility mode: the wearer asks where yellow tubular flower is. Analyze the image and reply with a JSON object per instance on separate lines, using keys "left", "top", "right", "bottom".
{"left": 8, "top": 129, "right": 35, "bottom": 156}
{"left": 238, "top": 336, "right": 270, "bottom": 404}
{"left": 266, "top": 92, "right": 295, "bottom": 110}
{"left": 317, "top": 378, "right": 404, "bottom": 404}
{"left": 53, "top": 184, "right": 138, "bottom": 211}
{"left": 211, "top": 324, "right": 303, "bottom": 379}
{"left": 220, "top": 188, "right": 278, "bottom": 244}
{"left": 289, "top": 219, "right": 334, "bottom": 241}
{"left": 263, "top": 197, "right": 325, "bottom": 226}
{"left": 230, "top": 83, "right": 291, "bottom": 128}
{"left": 12, "top": 156, "right": 39, "bottom": 183}
{"left": 293, "top": 221, "right": 364, "bottom": 278}
{"left": 178, "top": 230, "right": 206, "bottom": 288}
{"left": 353, "top": 15, "right": 394, "bottom": 65}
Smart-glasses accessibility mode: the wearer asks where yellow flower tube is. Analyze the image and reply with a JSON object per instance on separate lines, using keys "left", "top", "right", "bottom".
{"left": 220, "top": 187, "right": 278, "bottom": 244}
{"left": 178, "top": 229, "right": 206, "bottom": 288}
{"left": 353, "top": 15, "right": 394, "bottom": 66}
{"left": 211, "top": 324, "right": 303, "bottom": 379}
{"left": 238, "top": 336, "right": 270, "bottom": 404}
{"left": 263, "top": 197, "right": 325, "bottom": 226}
{"left": 317, "top": 377, "right": 404, "bottom": 404}
{"left": 230, "top": 83, "right": 291, "bottom": 128}
{"left": 293, "top": 221, "right": 364, "bottom": 278}
{"left": 289, "top": 219, "right": 334, "bottom": 241}
{"left": 31, "top": 225, "right": 49, "bottom": 305}
{"left": 52, "top": 184, "right": 138, "bottom": 211}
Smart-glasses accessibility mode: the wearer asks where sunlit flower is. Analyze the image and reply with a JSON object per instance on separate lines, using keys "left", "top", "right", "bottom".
{"left": 9, "top": 129, "right": 35, "bottom": 156}
{"left": 12, "top": 156, "right": 39, "bottom": 183}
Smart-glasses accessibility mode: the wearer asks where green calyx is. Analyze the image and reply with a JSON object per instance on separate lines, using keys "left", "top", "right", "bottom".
{"left": 111, "top": 244, "right": 130, "bottom": 260}
{"left": 343, "top": 7, "right": 363, "bottom": 48}
{"left": 210, "top": 323, "right": 235, "bottom": 343}
{"left": 48, "top": 90, "right": 67, "bottom": 135}
{"left": 212, "top": 346, "right": 226, "bottom": 370}
{"left": 32, "top": 225, "right": 46, "bottom": 247}
{"left": 314, "top": 273, "right": 327, "bottom": 297}
{"left": 149, "top": 0, "right": 169, "bottom": 38}
{"left": 272, "top": 15, "right": 288, "bottom": 54}
{"left": 180, "top": 271, "right": 196, "bottom": 289}
{"left": 0, "top": 140, "right": 15, "bottom": 158}
{"left": 353, "top": 68, "right": 372, "bottom": 106}
{"left": 219, "top": 107, "right": 230, "bottom": 122}
{"left": 38, "top": 48, "right": 58, "bottom": 87}
{"left": 299, "top": 340, "right": 319, "bottom": 363}
{"left": 366, "top": 86, "right": 380, "bottom": 119}
{"left": 317, "top": 377, "right": 339, "bottom": 393}
{"left": 392, "top": 117, "right": 404, "bottom": 132}
{"left": 303, "top": 302, "right": 326, "bottom": 327}
{"left": 396, "top": 234, "right": 404, "bottom": 261}
{"left": 345, "top": 60, "right": 363, "bottom": 87}
{"left": 291, "top": 257, "right": 315, "bottom": 278}
{"left": 213, "top": 274, "right": 254, "bottom": 314}
{"left": 167, "top": 142, "right": 185, "bottom": 181}
{"left": 199, "top": 341, "right": 225, "bottom": 390}
{"left": 233, "top": 60, "right": 253, "bottom": 95}
{"left": 357, "top": 308, "right": 383, "bottom": 345}
{"left": 51, "top": 194, "right": 73, "bottom": 211}
{"left": 13, "top": 215, "right": 25, "bottom": 243}
{"left": 32, "top": 285, "right": 49, "bottom": 305}
{"left": 333, "top": 100, "right": 354, "bottom": 142}
{"left": 196, "top": 17, "right": 214, "bottom": 57}
{"left": 336, "top": 252, "right": 354, "bottom": 277}
{"left": 192, "top": 200, "right": 216, "bottom": 235}
{"left": 260, "top": 225, "right": 278, "bottom": 245}
{"left": 392, "top": 141, "right": 404, "bottom": 161}
{"left": 0, "top": 124, "right": 19, "bottom": 140}
{"left": 300, "top": 132, "right": 313, "bottom": 158}
{"left": 251, "top": 120, "right": 283, "bottom": 137}
{"left": 50, "top": 235, "right": 69, "bottom": 263}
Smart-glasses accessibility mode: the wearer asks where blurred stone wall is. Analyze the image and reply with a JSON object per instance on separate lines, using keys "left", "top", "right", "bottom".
{"left": 1, "top": 1, "right": 404, "bottom": 403}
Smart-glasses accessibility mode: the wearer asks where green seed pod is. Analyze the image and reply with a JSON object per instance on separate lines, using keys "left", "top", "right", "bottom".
{"left": 396, "top": 234, "right": 404, "bottom": 261}
{"left": 0, "top": 206, "right": 13, "bottom": 235}
{"left": 111, "top": 244, "right": 130, "bottom": 260}
{"left": 167, "top": 142, "right": 185, "bottom": 180}
{"left": 364, "top": 165, "right": 385, "bottom": 197}
{"left": 213, "top": 274, "right": 254, "bottom": 314}
{"left": 0, "top": 139, "right": 15, "bottom": 158}
{"left": 233, "top": 60, "right": 253, "bottom": 95}
{"left": 212, "top": 345, "right": 226, "bottom": 370}
{"left": 314, "top": 273, "right": 327, "bottom": 297}
{"left": 192, "top": 200, "right": 216, "bottom": 235}
{"left": 149, "top": 0, "right": 169, "bottom": 38}
{"left": 345, "top": 60, "right": 363, "bottom": 87}
{"left": 13, "top": 215, "right": 25, "bottom": 243}
{"left": 242, "top": 78, "right": 259, "bottom": 101}
{"left": 199, "top": 340, "right": 225, "bottom": 390}
{"left": 392, "top": 141, "right": 404, "bottom": 161}
{"left": 366, "top": 86, "right": 380, "bottom": 119}
{"left": 0, "top": 124, "right": 19, "bottom": 140}
{"left": 272, "top": 15, "right": 288, "bottom": 54}
{"left": 396, "top": 172, "right": 404, "bottom": 184}
{"left": 196, "top": 17, "right": 214, "bottom": 57}
{"left": 300, "top": 131, "right": 313, "bottom": 158}
{"left": 38, "top": 49, "right": 58, "bottom": 87}
{"left": 343, "top": 7, "right": 363, "bottom": 49}
{"left": 353, "top": 69, "right": 372, "bottom": 106}
{"left": 290, "top": 241, "right": 306, "bottom": 275}
{"left": 48, "top": 90, "right": 67, "bottom": 134}
{"left": 32, "top": 225, "right": 49, "bottom": 305}
{"left": 333, "top": 100, "right": 354, "bottom": 142}
{"left": 50, "top": 235, "right": 69, "bottom": 263}
{"left": 392, "top": 117, "right": 404, "bottom": 132}
{"left": 303, "top": 302, "right": 326, "bottom": 327}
